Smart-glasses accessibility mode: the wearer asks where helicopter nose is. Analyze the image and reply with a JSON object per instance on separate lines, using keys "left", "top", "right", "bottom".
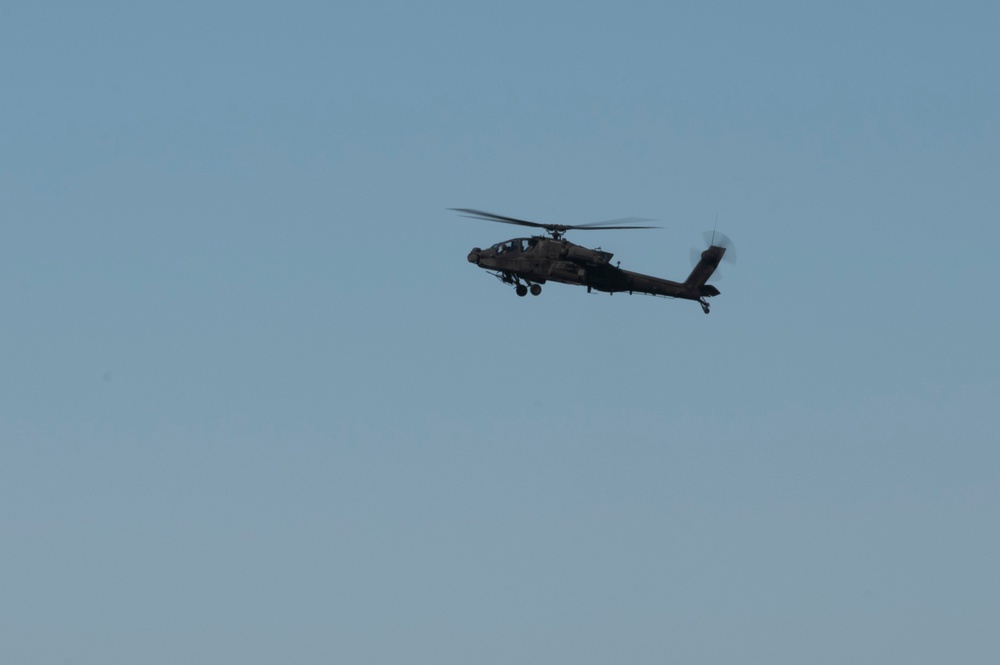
{"left": 467, "top": 248, "right": 481, "bottom": 264}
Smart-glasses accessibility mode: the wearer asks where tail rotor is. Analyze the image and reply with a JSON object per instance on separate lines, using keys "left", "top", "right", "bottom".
{"left": 690, "top": 230, "right": 736, "bottom": 280}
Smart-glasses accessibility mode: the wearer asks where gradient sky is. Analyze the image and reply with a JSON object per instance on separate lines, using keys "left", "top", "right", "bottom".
{"left": 2, "top": 2, "right": 999, "bottom": 663}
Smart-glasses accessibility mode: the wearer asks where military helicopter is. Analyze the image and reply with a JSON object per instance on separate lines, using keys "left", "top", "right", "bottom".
{"left": 455, "top": 208, "right": 733, "bottom": 314}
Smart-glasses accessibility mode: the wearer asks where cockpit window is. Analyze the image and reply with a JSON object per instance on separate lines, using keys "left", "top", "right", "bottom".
{"left": 494, "top": 240, "right": 531, "bottom": 255}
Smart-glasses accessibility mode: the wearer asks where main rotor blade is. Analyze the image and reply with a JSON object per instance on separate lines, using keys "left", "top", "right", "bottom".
{"left": 575, "top": 216, "right": 658, "bottom": 229}
{"left": 450, "top": 208, "right": 550, "bottom": 229}
{"left": 451, "top": 208, "right": 659, "bottom": 232}
{"left": 571, "top": 223, "right": 660, "bottom": 230}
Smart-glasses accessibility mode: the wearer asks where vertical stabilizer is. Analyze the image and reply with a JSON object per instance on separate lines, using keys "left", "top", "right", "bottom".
{"left": 684, "top": 245, "right": 727, "bottom": 289}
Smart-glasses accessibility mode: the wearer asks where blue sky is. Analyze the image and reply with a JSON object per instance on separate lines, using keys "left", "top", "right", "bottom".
{"left": 2, "top": 2, "right": 999, "bottom": 663}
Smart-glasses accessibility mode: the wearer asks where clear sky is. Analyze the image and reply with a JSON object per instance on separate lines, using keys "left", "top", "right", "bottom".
{"left": 2, "top": 2, "right": 999, "bottom": 663}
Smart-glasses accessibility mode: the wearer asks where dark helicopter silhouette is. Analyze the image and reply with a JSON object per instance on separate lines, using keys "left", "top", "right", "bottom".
{"left": 456, "top": 208, "right": 733, "bottom": 314}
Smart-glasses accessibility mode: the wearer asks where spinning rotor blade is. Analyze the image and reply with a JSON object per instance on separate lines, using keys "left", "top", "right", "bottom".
{"left": 690, "top": 246, "right": 703, "bottom": 268}
{"left": 451, "top": 208, "right": 551, "bottom": 229}
{"left": 703, "top": 230, "right": 737, "bottom": 264}
{"left": 691, "top": 231, "right": 736, "bottom": 281}
{"left": 451, "top": 208, "right": 659, "bottom": 234}
{"left": 571, "top": 218, "right": 660, "bottom": 230}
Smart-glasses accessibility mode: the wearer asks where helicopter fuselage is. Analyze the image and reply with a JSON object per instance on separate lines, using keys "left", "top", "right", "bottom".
{"left": 467, "top": 235, "right": 722, "bottom": 304}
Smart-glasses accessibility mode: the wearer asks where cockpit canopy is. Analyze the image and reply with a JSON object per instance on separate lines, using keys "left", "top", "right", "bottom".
{"left": 490, "top": 237, "right": 538, "bottom": 255}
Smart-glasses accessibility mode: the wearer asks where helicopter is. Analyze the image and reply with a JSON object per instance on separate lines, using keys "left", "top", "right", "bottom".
{"left": 455, "top": 208, "right": 733, "bottom": 314}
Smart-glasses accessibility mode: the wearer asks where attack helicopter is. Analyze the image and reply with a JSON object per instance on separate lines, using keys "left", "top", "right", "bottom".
{"left": 455, "top": 208, "right": 733, "bottom": 314}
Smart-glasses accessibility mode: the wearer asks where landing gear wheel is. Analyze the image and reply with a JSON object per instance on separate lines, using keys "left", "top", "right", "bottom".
{"left": 515, "top": 285, "right": 528, "bottom": 297}
{"left": 529, "top": 284, "right": 542, "bottom": 296}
